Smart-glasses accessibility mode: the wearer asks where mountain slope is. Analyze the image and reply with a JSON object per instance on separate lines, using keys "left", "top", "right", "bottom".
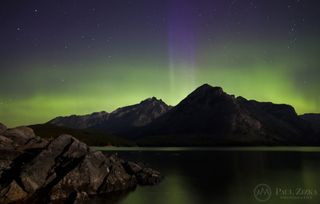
{"left": 92, "top": 97, "right": 171, "bottom": 134}
{"left": 300, "top": 113, "right": 320, "bottom": 132}
{"left": 48, "top": 111, "right": 109, "bottom": 129}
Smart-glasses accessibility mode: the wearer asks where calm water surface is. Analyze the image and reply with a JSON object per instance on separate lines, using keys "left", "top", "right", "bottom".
{"left": 90, "top": 147, "right": 320, "bottom": 204}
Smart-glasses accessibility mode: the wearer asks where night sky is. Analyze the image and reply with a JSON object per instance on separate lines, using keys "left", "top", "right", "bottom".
{"left": 1, "top": 0, "right": 320, "bottom": 127}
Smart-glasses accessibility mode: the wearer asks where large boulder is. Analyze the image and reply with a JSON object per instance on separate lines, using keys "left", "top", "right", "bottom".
{"left": 3, "top": 126, "right": 36, "bottom": 145}
{"left": 19, "top": 134, "right": 84, "bottom": 194}
{"left": 0, "top": 123, "right": 161, "bottom": 203}
{"left": 49, "top": 151, "right": 110, "bottom": 201}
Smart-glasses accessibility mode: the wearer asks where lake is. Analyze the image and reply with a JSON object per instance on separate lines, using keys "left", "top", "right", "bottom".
{"left": 90, "top": 147, "right": 320, "bottom": 204}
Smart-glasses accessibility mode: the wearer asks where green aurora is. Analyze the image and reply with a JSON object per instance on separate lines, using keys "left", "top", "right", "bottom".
{"left": 1, "top": 1, "right": 319, "bottom": 127}
{"left": 1, "top": 39, "right": 319, "bottom": 127}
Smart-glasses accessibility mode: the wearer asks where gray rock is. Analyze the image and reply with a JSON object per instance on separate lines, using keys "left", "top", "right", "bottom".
{"left": 3, "top": 126, "right": 36, "bottom": 145}
{"left": 99, "top": 162, "right": 136, "bottom": 193}
{"left": 49, "top": 151, "right": 110, "bottom": 200}
{"left": 0, "top": 180, "right": 28, "bottom": 203}
{"left": 74, "top": 191, "right": 89, "bottom": 204}
{"left": 123, "top": 161, "right": 143, "bottom": 174}
{"left": 15, "top": 138, "right": 48, "bottom": 152}
{"left": 0, "top": 135, "right": 13, "bottom": 148}
{"left": 0, "top": 123, "right": 161, "bottom": 203}
{"left": 0, "top": 123, "right": 7, "bottom": 135}
{"left": 136, "top": 168, "right": 161, "bottom": 185}
{"left": 123, "top": 161, "right": 161, "bottom": 185}
{"left": 0, "top": 159, "right": 12, "bottom": 179}
{"left": 20, "top": 134, "right": 77, "bottom": 193}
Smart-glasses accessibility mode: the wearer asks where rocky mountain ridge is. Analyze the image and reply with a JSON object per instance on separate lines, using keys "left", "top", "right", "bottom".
{"left": 41, "top": 84, "right": 319, "bottom": 146}
{"left": 48, "top": 97, "right": 171, "bottom": 134}
{"left": 134, "top": 84, "right": 317, "bottom": 145}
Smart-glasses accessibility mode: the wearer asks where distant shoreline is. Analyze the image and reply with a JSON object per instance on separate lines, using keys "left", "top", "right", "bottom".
{"left": 92, "top": 146, "right": 320, "bottom": 152}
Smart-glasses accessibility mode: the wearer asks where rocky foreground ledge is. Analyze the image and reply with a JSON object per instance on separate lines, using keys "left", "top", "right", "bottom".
{"left": 0, "top": 123, "right": 161, "bottom": 203}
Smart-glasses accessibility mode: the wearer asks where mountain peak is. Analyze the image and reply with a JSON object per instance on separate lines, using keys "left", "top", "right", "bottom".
{"left": 195, "top": 84, "right": 224, "bottom": 94}
{"left": 198, "top": 83, "right": 213, "bottom": 89}
{"left": 172, "top": 84, "right": 232, "bottom": 112}
{"left": 140, "top": 97, "right": 164, "bottom": 104}
{"left": 186, "top": 84, "right": 226, "bottom": 102}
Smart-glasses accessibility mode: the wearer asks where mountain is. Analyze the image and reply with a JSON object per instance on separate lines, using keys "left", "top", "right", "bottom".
{"left": 43, "top": 84, "right": 318, "bottom": 146}
{"left": 48, "top": 111, "right": 109, "bottom": 129}
{"left": 47, "top": 97, "right": 171, "bottom": 134}
{"left": 91, "top": 97, "right": 171, "bottom": 134}
{"left": 133, "top": 84, "right": 316, "bottom": 146}
{"left": 300, "top": 113, "right": 320, "bottom": 132}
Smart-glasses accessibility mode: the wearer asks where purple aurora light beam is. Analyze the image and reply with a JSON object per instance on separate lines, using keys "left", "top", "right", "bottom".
{"left": 168, "top": 0, "right": 197, "bottom": 92}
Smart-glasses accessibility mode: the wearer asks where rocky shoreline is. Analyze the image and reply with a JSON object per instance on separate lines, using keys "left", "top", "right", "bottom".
{"left": 0, "top": 123, "right": 161, "bottom": 203}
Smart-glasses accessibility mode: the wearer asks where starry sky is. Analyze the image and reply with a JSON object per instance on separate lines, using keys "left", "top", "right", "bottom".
{"left": 1, "top": 0, "right": 320, "bottom": 127}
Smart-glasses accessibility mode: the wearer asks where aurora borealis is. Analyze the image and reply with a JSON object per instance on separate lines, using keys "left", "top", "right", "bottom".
{"left": 1, "top": 0, "right": 320, "bottom": 127}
